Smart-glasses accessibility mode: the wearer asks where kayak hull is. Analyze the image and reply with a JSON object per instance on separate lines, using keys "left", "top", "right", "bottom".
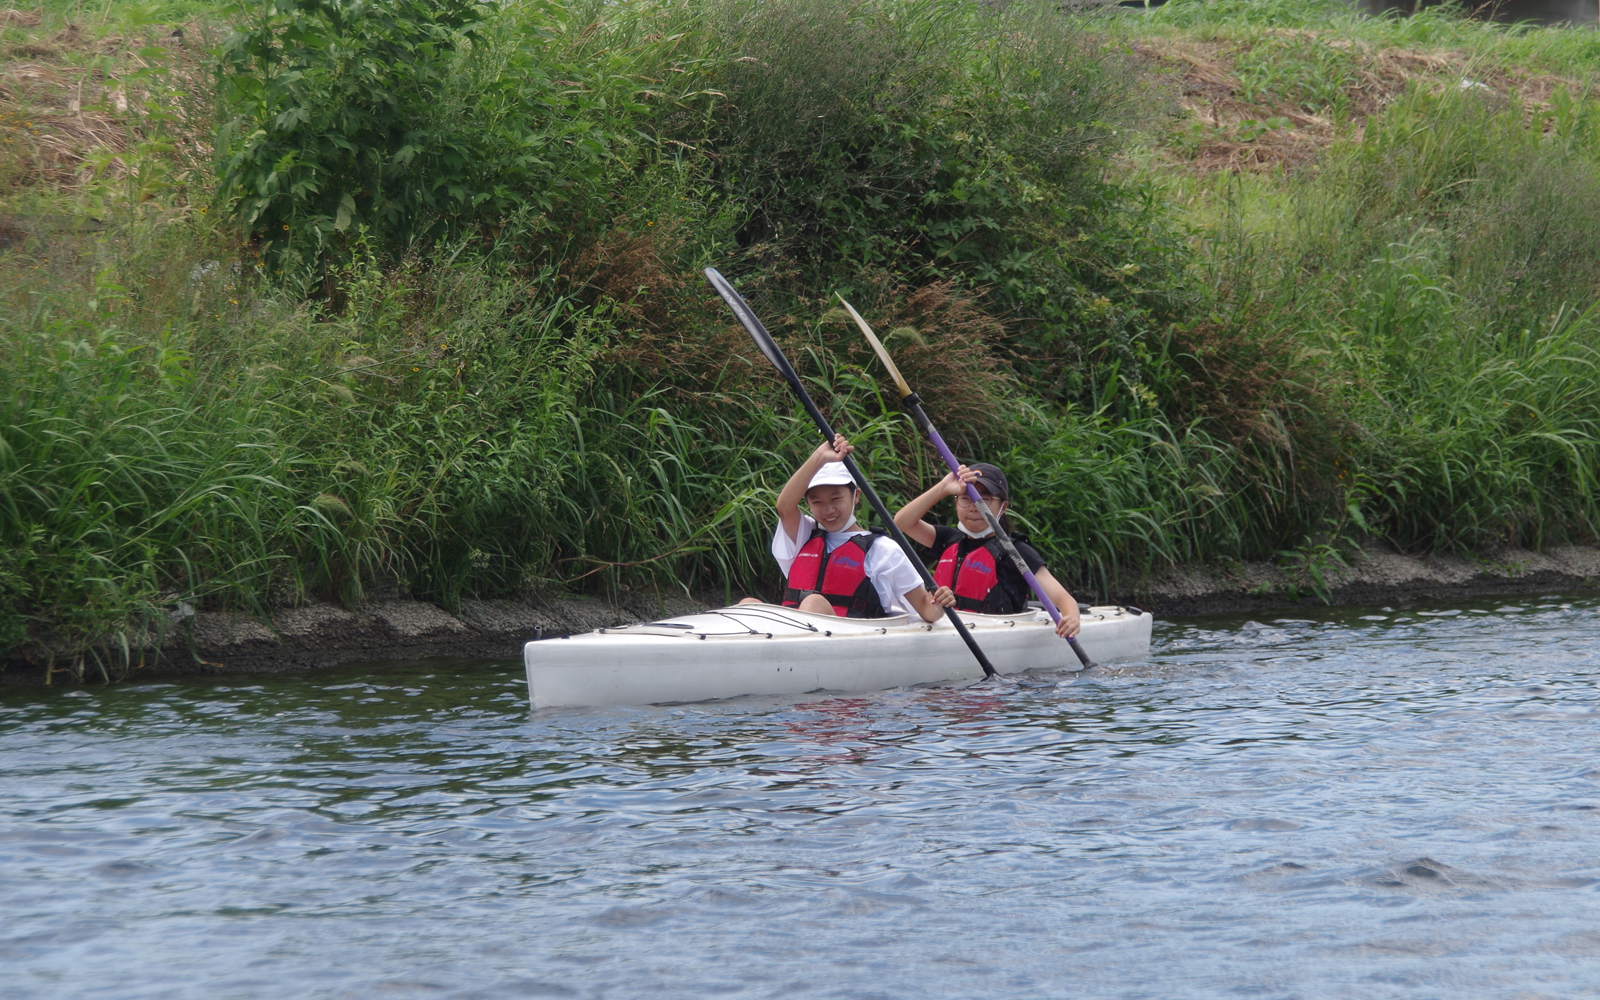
{"left": 524, "top": 603, "right": 1151, "bottom": 709}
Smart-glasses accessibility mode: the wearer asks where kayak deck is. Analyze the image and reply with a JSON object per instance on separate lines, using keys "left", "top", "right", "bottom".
{"left": 525, "top": 603, "right": 1151, "bottom": 708}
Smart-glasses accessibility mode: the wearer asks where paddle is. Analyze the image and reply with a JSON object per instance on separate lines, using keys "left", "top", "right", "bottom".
{"left": 837, "top": 294, "right": 1096, "bottom": 669}
{"left": 704, "top": 267, "right": 999, "bottom": 678}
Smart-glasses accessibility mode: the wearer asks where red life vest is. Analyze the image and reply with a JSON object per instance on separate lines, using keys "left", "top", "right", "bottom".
{"left": 783, "top": 528, "right": 886, "bottom": 618}
{"left": 933, "top": 536, "right": 1023, "bottom": 614}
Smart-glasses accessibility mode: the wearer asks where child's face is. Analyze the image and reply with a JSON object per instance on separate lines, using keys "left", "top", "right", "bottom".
{"left": 804, "top": 485, "right": 859, "bottom": 532}
{"left": 954, "top": 488, "right": 1005, "bottom": 534}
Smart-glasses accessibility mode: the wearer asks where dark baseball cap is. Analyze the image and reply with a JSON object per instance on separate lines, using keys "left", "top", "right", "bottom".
{"left": 966, "top": 463, "right": 1009, "bottom": 500}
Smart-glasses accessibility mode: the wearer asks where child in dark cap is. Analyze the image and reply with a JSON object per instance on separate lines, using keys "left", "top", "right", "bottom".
{"left": 893, "top": 462, "right": 1081, "bottom": 638}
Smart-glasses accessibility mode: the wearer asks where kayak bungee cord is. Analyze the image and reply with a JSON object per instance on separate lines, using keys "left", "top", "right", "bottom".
{"left": 837, "top": 294, "right": 1096, "bottom": 670}
{"left": 704, "top": 267, "right": 999, "bottom": 679}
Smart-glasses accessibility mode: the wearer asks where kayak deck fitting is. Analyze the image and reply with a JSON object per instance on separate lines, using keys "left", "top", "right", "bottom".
{"left": 524, "top": 603, "right": 1151, "bottom": 708}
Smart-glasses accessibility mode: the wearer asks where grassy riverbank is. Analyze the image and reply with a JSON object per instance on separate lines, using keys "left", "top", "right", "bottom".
{"left": 4, "top": 0, "right": 1600, "bottom": 676}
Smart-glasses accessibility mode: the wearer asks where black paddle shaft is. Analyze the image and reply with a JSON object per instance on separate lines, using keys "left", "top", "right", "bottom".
{"left": 704, "top": 267, "right": 998, "bottom": 677}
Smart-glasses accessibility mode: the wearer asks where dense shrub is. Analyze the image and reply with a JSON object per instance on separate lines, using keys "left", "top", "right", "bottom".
{"left": 695, "top": 0, "right": 1189, "bottom": 404}
{"left": 698, "top": 0, "right": 1123, "bottom": 262}
{"left": 213, "top": 0, "right": 1176, "bottom": 409}
{"left": 215, "top": 0, "right": 686, "bottom": 254}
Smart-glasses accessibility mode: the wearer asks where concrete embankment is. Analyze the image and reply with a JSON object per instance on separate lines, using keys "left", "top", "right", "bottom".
{"left": 4, "top": 543, "right": 1598, "bottom": 683}
{"left": 1139, "top": 543, "right": 1600, "bottom": 616}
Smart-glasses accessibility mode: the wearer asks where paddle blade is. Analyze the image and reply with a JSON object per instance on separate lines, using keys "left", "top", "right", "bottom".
{"left": 705, "top": 268, "right": 795, "bottom": 381}
{"left": 836, "top": 294, "right": 912, "bottom": 398}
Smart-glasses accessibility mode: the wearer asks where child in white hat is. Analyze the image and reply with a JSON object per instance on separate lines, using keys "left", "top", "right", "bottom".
{"left": 758, "top": 434, "right": 954, "bottom": 620}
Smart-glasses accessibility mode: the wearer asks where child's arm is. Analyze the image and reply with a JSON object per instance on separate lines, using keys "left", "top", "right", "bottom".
{"left": 776, "top": 434, "right": 853, "bottom": 542}
{"left": 871, "top": 544, "right": 954, "bottom": 622}
{"left": 892, "top": 468, "right": 967, "bottom": 547}
{"left": 1033, "top": 568, "right": 1081, "bottom": 638}
{"left": 903, "top": 584, "right": 957, "bottom": 622}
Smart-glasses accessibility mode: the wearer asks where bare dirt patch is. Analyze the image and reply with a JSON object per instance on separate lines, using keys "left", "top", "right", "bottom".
{"left": 0, "top": 7, "right": 43, "bottom": 28}
{"left": 0, "top": 15, "right": 208, "bottom": 196}
{"left": 1136, "top": 34, "right": 1585, "bottom": 174}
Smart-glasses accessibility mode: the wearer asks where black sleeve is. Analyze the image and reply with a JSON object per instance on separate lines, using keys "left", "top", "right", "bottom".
{"left": 922, "top": 524, "right": 961, "bottom": 557}
{"left": 1012, "top": 540, "right": 1046, "bottom": 575}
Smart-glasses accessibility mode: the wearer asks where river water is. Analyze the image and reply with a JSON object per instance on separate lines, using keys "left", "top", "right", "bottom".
{"left": 5, "top": 597, "right": 1600, "bottom": 999}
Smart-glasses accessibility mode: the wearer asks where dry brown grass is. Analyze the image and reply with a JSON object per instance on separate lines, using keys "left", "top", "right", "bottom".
{"left": 562, "top": 222, "right": 689, "bottom": 333}
{"left": 0, "top": 8, "right": 42, "bottom": 28}
{"left": 1163, "top": 308, "right": 1352, "bottom": 513}
{"left": 1137, "top": 39, "right": 1334, "bottom": 173}
{"left": 0, "top": 16, "right": 208, "bottom": 198}
{"left": 817, "top": 278, "right": 1020, "bottom": 431}
{"left": 1137, "top": 32, "right": 1586, "bottom": 174}
{"left": 558, "top": 224, "right": 779, "bottom": 400}
{"left": 567, "top": 249, "right": 1024, "bottom": 462}
{"left": 1168, "top": 312, "right": 1313, "bottom": 445}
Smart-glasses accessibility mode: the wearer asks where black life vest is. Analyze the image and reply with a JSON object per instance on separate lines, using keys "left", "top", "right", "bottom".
{"left": 933, "top": 535, "right": 1025, "bottom": 614}
{"left": 783, "top": 528, "right": 887, "bottom": 618}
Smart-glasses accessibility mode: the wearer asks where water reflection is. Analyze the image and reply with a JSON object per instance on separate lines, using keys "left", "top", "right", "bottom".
{"left": 3, "top": 597, "right": 1600, "bottom": 998}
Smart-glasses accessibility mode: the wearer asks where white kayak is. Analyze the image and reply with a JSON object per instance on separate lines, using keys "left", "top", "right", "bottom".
{"left": 524, "top": 602, "right": 1151, "bottom": 708}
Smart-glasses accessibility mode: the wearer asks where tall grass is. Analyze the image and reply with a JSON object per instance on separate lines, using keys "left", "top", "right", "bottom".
{"left": 1153, "top": 62, "right": 1600, "bottom": 557}
{"left": 0, "top": 228, "right": 782, "bottom": 669}
{"left": 0, "top": 221, "right": 1233, "bottom": 668}
{"left": 1146, "top": 0, "right": 1600, "bottom": 61}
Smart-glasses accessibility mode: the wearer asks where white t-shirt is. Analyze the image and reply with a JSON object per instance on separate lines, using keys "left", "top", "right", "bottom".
{"left": 771, "top": 515, "right": 925, "bottom": 615}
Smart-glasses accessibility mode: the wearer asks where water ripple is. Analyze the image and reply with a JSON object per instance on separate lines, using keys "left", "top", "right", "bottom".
{"left": 4, "top": 597, "right": 1600, "bottom": 998}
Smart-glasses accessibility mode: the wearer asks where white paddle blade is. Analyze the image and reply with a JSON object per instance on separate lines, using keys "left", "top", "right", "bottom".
{"left": 835, "top": 294, "right": 912, "bottom": 398}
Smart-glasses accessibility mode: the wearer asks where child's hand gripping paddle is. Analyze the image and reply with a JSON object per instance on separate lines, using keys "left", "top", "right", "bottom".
{"left": 836, "top": 294, "right": 1095, "bottom": 669}
{"left": 704, "top": 268, "right": 998, "bottom": 678}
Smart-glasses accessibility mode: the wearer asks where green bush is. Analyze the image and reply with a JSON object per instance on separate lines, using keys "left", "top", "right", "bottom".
{"left": 694, "top": 0, "right": 1190, "bottom": 406}
{"left": 699, "top": 0, "right": 1126, "bottom": 265}
{"left": 215, "top": 0, "right": 682, "bottom": 255}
